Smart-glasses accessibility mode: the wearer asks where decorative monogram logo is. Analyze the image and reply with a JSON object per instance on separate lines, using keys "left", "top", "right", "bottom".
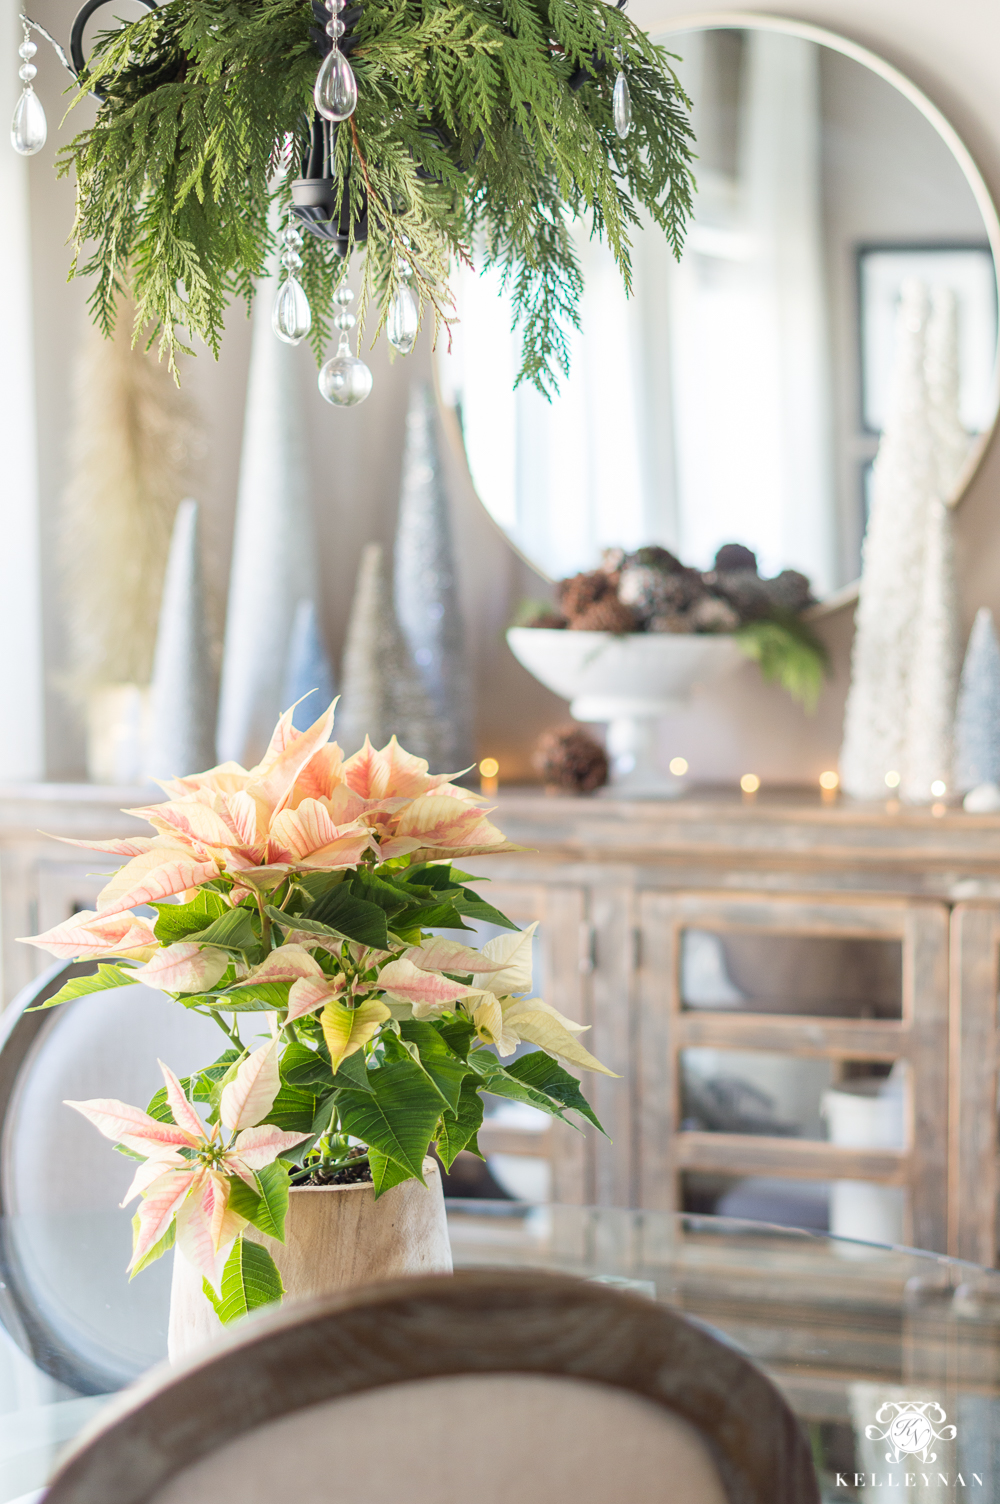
{"left": 865, "top": 1402, "right": 958, "bottom": 1464}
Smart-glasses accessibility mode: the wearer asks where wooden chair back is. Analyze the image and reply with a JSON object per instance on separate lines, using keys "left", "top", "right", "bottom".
{"left": 0, "top": 959, "right": 228, "bottom": 1392}
{"left": 45, "top": 1270, "right": 820, "bottom": 1504}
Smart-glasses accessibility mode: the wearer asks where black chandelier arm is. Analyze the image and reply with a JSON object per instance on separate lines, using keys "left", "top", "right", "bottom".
{"left": 20, "top": 0, "right": 158, "bottom": 103}
{"left": 69, "top": 0, "right": 158, "bottom": 80}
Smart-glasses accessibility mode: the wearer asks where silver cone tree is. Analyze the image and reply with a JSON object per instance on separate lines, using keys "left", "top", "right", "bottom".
{"left": 147, "top": 500, "right": 218, "bottom": 779}
{"left": 393, "top": 384, "right": 473, "bottom": 772}
{"left": 337, "top": 543, "right": 439, "bottom": 759}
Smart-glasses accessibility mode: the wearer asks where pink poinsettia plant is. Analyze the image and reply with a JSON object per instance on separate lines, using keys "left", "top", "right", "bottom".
{"left": 20, "top": 701, "right": 610, "bottom": 1322}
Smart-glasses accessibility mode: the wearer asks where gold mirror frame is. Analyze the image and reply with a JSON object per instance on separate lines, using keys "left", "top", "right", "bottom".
{"left": 435, "top": 11, "right": 1000, "bottom": 611}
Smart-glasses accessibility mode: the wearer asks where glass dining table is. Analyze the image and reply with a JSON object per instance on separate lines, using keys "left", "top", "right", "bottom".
{"left": 3, "top": 1202, "right": 999, "bottom": 1504}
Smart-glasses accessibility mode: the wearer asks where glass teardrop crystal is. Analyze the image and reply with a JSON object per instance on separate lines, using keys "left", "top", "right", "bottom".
{"left": 387, "top": 285, "right": 418, "bottom": 355}
{"left": 272, "top": 275, "right": 312, "bottom": 345}
{"left": 11, "top": 87, "right": 46, "bottom": 155}
{"left": 318, "top": 351, "right": 373, "bottom": 406}
{"left": 314, "top": 47, "right": 357, "bottom": 122}
{"left": 613, "top": 71, "right": 632, "bottom": 140}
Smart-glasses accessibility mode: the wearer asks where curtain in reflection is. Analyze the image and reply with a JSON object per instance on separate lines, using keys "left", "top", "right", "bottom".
{"left": 443, "top": 31, "right": 836, "bottom": 590}
{"left": 671, "top": 29, "right": 835, "bottom": 590}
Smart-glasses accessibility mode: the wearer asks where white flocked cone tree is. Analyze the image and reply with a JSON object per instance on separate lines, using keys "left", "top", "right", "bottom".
{"left": 900, "top": 287, "right": 965, "bottom": 804}
{"left": 840, "top": 281, "right": 938, "bottom": 799}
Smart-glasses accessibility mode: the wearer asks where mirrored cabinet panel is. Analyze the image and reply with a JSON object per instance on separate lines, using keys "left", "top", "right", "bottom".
{"left": 680, "top": 928, "right": 903, "bottom": 1018}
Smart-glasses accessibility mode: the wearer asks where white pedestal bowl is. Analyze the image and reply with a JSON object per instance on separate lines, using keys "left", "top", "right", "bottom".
{"left": 507, "top": 627, "right": 744, "bottom": 797}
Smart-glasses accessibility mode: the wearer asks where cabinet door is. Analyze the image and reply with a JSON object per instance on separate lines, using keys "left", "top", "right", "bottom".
{"left": 469, "top": 880, "right": 596, "bottom": 1206}
{"left": 949, "top": 902, "right": 1000, "bottom": 1264}
{"left": 637, "top": 892, "right": 950, "bottom": 1252}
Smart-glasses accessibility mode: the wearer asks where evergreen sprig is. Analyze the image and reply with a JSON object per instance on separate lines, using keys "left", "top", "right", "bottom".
{"left": 59, "top": 0, "right": 695, "bottom": 389}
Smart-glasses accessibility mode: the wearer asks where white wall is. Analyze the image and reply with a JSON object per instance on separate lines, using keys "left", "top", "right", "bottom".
{"left": 18, "top": 0, "right": 1000, "bottom": 786}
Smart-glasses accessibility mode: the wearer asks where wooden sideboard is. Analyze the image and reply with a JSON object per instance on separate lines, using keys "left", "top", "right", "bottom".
{"left": 2, "top": 783, "right": 999, "bottom": 1264}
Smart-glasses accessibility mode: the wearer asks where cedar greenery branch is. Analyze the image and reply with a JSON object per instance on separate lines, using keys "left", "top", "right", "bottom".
{"left": 60, "top": 0, "right": 696, "bottom": 392}
{"left": 18, "top": 701, "right": 612, "bottom": 1322}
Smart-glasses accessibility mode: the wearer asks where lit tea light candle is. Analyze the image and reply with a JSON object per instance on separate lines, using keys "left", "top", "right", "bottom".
{"left": 669, "top": 757, "right": 688, "bottom": 776}
{"left": 819, "top": 770, "right": 839, "bottom": 805}
{"left": 884, "top": 770, "right": 901, "bottom": 789}
{"left": 740, "top": 773, "right": 760, "bottom": 801}
{"left": 931, "top": 779, "right": 947, "bottom": 798}
{"left": 479, "top": 756, "right": 499, "bottom": 795}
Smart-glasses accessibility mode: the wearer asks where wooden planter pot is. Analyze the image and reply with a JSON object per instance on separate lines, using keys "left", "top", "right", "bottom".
{"left": 168, "top": 1158, "right": 452, "bottom": 1361}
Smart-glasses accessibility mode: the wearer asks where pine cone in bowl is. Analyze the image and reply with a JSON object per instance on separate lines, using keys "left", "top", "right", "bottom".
{"left": 534, "top": 725, "right": 609, "bottom": 794}
{"left": 558, "top": 570, "right": 615, "bottom": 621}
{"left": 571, "top": 596, "right": 639, "bottom": 632}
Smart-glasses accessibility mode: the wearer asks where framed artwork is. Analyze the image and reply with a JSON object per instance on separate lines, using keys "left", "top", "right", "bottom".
{"left": 857, "top": 243, "right": 998, "bottom": 434}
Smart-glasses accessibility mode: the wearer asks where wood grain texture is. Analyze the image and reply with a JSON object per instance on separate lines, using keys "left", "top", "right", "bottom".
{"left": 168, "top": 1162, "right": 452, "bottom": 1362}
{"left": 948, "top": 904, "right": 1000, "bottom": 1263}
{"left": 44, "top": 1270, "right": 820, "bottom": 1504}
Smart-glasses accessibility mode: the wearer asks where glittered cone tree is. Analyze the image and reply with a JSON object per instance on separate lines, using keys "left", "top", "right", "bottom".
{"left": 955, "top": 607, "right": 1000, "bottom": 807}
{"left": 393, "top": 384, "right": 473, "bottom": 773}
{"left": 840, "top": 281, "right": 937, "bottom": 799}
{"left": 337, "top": 543, "right": 439, "bottom": 760}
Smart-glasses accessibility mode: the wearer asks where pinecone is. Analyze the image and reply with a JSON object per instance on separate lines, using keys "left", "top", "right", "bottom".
{"left": 761, "top": 569, "right": 813, "bottom": 614}
{"left": 558, "top": 570, "right": 615, "bottom": 621}
{"left": 619, "top": 564, "right": 703, "bottom": 625}
{"left": 627, "top": 544, "right": 685, "bottom": 574}
{"left": 714, "top": 542, "right": 758, "bottom": 574}
{"left": 689, "top": 595, "right": 741, "bottom": 633}
{"left": 571, "top": 596, "right": 639, "bottom": 632}
{"left": 534, "top": 725, "right": 609, "bottom": 794}
{"left": 704, "top": 569, "right": 774, "bottom": 622}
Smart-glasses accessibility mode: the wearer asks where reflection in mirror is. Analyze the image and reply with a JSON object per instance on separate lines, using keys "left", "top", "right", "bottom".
{"left": 438, "top": 22, "right": 999, "bottom": 596}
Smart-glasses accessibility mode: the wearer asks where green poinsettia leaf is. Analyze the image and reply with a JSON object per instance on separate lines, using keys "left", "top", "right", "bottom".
{"left": 28, "top": 963, "right": 139, "bottom": 1010}
{"left": 335, "top": 1051, "right": 444, "bottom": 1188}
{"left": 185, "top": 905, "right": 259, "bottom": 953}
{"left": 367, "top": 1147, "right": 413, "bottom": 1195}
{"left": 302, "top": 886, "right": 389, "bottom": 949}
{"left": 207, "top": 1235, "right": 284, "bottom": 1323}
{"left": 467, "top": 1050, "right": 572, "bottom": 1120}
{"left": 435, "top": 1074, "right": 485, "bottom": 1170}
{"left": 212, "top": 980, "right": 291, "bottom": 1011}
{"left": 227, "top": 1161, "right": 290, "bottom": 1241}
{"left": 397, "top": 1019, "right": 468, "bottom": 1113}
{"left": 503, "top": 1052, "right": 605, "bottom": 1134}
{"left": 151, "top": 890, "right": 229, "bottom": 944}
{"left": 265, "top": 1083, "right": 317, "bottom": 1134}
{"left": 450, "top": 889, "right": 521, "bottom": 931}
{"left": 281, "top": 1040, "right": 333, "bottom": 1089}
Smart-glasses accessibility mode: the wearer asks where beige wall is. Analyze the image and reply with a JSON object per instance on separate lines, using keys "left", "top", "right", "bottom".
{"left": 21, "top": 0, "right": 1000, "bottom": 785}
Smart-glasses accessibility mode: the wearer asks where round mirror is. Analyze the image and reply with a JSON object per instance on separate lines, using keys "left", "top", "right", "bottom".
{"left": 437, "top": 16, "right": 1000, "bottom": 599}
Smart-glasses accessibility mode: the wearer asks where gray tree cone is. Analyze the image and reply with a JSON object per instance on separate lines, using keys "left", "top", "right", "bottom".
{"left": 147, "top": 500, "right": 218, "bottom": 780}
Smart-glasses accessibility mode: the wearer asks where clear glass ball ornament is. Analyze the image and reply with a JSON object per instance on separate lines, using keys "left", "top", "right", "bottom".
{"left": 387, "top": 284, "right": 418, "bottom": 355}
{"left": 314, "top": 46, "right": 357, "bottom": 121}
{"left": 318, "top": 347, "right": 373, "bottom": 406}
{"left": 333, "top": 283, "right": 354, "bottom": 307}
{"left": 11, "top": 86, "right": 46, "bottom": 155}
{"left": 613, "top": 71, "right": 632, "bottom": 139}
{"left": 272, "top": 275, "right": 312, "bottom": 344}
{"left": 18, "top": 39, "right": 37, "bottom": 59}
{"left": 18, "top": 62, "right": 36, "bottom": 82}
